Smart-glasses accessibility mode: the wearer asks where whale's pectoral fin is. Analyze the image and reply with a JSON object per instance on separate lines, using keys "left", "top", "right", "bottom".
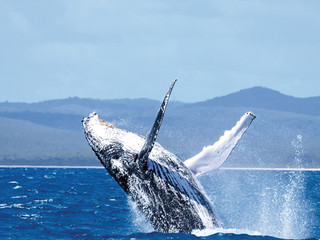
{"left": 137, "top": 79, "right": 177, "bottom": 167}
{"left": 184, "top": 112, "right": 256, "bottom": 177}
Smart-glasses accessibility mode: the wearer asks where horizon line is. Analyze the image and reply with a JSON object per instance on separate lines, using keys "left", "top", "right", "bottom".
{"left": 1, "top": 165, "right": 320, "bottom": 171}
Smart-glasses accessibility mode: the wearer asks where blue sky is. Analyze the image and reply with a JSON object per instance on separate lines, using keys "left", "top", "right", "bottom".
{"left": 1, "top": 0, "right": 319, "bottom": 103}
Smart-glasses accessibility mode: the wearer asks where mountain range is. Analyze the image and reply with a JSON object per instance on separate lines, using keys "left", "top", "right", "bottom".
{"left": 1, "top": 87, "right": 319, "bottom": 168}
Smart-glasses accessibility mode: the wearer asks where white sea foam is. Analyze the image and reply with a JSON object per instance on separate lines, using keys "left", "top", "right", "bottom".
{"left": 34, "top": 199, "right": 53, "bottom": 204}
{"left": 11, "top": 195, "right": 27, "bottom": 199}
{"left": 44, "top": 175, "right": 55, "bottom": 179}
{"left": 0, "top": 204, "right": 7, "bottom": 209}
{"left": 0, "top": 203, "right": 25, "bottom": 209}
{"left": 18, "top": 213, "right": 41, "bottom": 220}
{"left": 192, "top": 227, "right": 262, "bottom": 237}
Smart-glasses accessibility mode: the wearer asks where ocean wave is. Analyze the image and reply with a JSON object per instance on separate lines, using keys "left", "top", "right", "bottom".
{"left": 18, "top": 213, "right": 41, "bottom": 220}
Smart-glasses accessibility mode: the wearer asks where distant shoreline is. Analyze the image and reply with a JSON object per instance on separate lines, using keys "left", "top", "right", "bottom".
{"left": 1, "top": 165, "right": 320, "bottom": 171}
{"left": 221, "top": 167, "right": 320, "bottom": 171}
{"left": 0, "top": 165, "right": 104, "bottom": 169}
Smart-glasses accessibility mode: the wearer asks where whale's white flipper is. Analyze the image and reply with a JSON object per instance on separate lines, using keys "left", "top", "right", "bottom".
{"left": 184, "top": 112, "right": 256, "bottom": 176}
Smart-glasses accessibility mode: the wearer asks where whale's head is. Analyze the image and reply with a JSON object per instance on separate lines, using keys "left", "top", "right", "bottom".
{"left": 82, "top": 112, "right": 144, "bottom": 183}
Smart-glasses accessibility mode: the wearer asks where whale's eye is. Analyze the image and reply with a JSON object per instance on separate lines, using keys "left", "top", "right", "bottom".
{"left": 103, "top": 142, "right": 124, "bottom": 160}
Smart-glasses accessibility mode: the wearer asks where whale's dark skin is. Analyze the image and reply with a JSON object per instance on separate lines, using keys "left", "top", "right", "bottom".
{"left": 82, "top": 80, "right": 219, "bottom": 233}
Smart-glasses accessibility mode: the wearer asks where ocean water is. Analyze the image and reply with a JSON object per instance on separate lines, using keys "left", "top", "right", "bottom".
{"left": 0, "top": 167, "right": 319, "bottom": 240}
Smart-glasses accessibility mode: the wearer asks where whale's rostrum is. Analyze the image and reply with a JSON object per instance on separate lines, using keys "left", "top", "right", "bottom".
{"left": 82, "top": 79, "right": 255, "bottom": 233}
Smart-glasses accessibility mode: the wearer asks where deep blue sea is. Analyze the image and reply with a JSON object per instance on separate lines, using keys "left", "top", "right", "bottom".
{"left": 1, "top": 167, "right": 319, "bottom": 240}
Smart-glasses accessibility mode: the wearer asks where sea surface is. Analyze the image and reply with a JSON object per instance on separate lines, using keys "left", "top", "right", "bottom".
{"left": 0, "top": 167, "right": 319, "bottom": 240}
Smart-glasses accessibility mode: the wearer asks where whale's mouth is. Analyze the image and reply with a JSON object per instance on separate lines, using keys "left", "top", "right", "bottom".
{"left": 82, "top": 112, "right": 116, "bottom": 129}
{"left": 99, "top": 119, "right": 116, "bottom": 128}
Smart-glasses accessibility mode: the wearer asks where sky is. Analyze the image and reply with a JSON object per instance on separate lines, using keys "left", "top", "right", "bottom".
{"left": 1, "top": 0, "right": 320, "bottom": 103}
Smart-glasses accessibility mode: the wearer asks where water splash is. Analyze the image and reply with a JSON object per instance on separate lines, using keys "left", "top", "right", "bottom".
{"left": 256, "top": 134, "right": 308, "bottom": 239}
{"left": 128, "top": 199, "right": 154, "bottom": 233}
{"left": 201, "top": 134, "right": 315, "bottom": 239}
{"left": 279, "top": 135, "right": 307, "bottom": 238}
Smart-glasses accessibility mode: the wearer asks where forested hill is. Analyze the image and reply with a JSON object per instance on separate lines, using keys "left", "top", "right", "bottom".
{"left": 191, "top": 87, "right": 320, "bottom": 116}
{"left": 1, "top": 87, "right": 319, "bottom": 168}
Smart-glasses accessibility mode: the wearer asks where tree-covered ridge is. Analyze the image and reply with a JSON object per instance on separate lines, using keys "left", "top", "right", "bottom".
{"left": 0, "top": 87, "right": 319, "bottom": 167}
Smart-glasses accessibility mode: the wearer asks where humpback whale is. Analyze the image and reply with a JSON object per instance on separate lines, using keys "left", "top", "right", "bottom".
{"left": 82, "top": 79, "right": 255, "bottom": 233}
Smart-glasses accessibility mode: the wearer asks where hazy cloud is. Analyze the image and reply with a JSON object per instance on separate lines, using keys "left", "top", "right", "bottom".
{"left": 1, "top": 0, "right": 320, "bottom": 102}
